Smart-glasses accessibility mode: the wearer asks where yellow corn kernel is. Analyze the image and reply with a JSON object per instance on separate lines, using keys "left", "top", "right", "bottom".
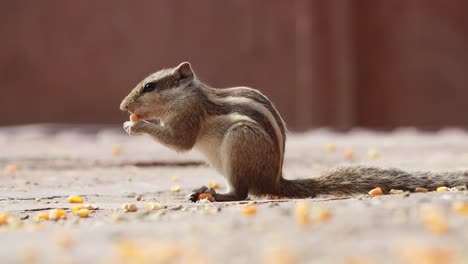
{"left": 0, "top": 213, "right": 11, "bottom": 225}
{"left": 122, "top": 203, "right": 138, "bottom": 213}
{"left": 208, "top": 181, "right": 220, "bottom": 189}
{"left": 452, "top": 201, "right": 468, "bottom": 216}
{"left": 313, "top": 207, "right": 332, "bottom": 222}
{"left": 170, "top": 185, "right": 181, "bottom": 193}
{"left": 49, "top": 209, "right": 67, "bottom": 221}
{"left": 4, "top": 164, "right": 20, "bottom": 174}
{"left": 420, "top": 206, "right": 448, "bottom": 234}
{"left": 368, "top": 187, "right": 383, "bottom": 196}
{"left": 436, "top": 186, "right": 448, "bottom": 192}
{"left": 344, "top": 149, "right": 355, "bottom": 160}
{"left": 76, "top": 209, "right": 89, "bottom": 218}
{"left": 146, "top": 202, "right": 162, "bottom": 211}
{"left": 112, "top": 144, "right": 122, "bottom": 156}
{"left": 241, "top": 205, "right": 257, "bottom": 216}
{"left": 34, "top": 213, "right": 49, "bottom": 222}
{"left": 67, "top": 195, "right": 84, "bottom": 203}
{"left": 325, "top": 143, "right": 336, "bottom": 153}
{"left": 295, "top": 202, "right": 309, "bottom": 226}
{"left": 130, "top": 114, "right": 139, "bottom": 122}
{"left": 415, "top": 187, "right": 428, "bottom": 193}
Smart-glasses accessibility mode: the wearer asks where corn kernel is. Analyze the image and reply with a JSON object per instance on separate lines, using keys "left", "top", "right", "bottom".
{"left": 452, "top": 201, "right": 468, "bottom": 216}
{"left": 295, "top": 202, "right": 309, "bottom": 226}
{"left": 0, "top": 213, "right": 11, "bottom": 225}
{"left": 390, "top": 189, "right": 404, "bottom": 194}
{"left": 420, "top": 206, "right": 448, "bottom": 234}
{"left": 344, "top": 149, "right": 355, "bottom": 160}
{"left": 146, "top": 202, "right": 162, "bottom": 211}
{"left": 49, "top": 209, "right": 67, "bottom": 221}
{"left": 4, "top": 164, "right": 20, "bottom": 174}
{"left": 67, "top": 195, "right": 84, "bottom": 203}
{"left": 111, "top": 213, "right": 126, "bottom": 222}
{"left": 122, "top": 203, "right": 138, "bottom": 213}
{"left": 242, "top": 205, "right": 257, "bottom": 216}
{"left": 171, "top": 176, "right": 179, "bottom": 182}
{"left": 368, "top": 187, "right": 382, "bottom": 196}
{"left": 208, "top": 181, "right": 220, "bottom": 189}
{"left": 367, "top": 149, "right": 380, "bottom": 159}
{"left": 130, "top": 114, "right": 139, "bottom": 122}
{"left": 198, "top": 193, "right": 214, "bottom": 202}
{"left": 313, "top": 207, "right": 332, "bottom": 222}
{"left": 76, "top": 209, "right": 89, "bottom": 218}
{"left": 325, "top": 143, "right": 336, "bottom": 153}
{"left": 54, "top": 232, "right": 74, "bottom": 249}
{"left": 170, "top": 185, "right": 181, "bottom": 193}
{"left": 112, "top": 144, "right": 122, "bottom": 156}
{"left": 436, "top": 186, "right": 448, "bottom": 192}
{"left": 415, "top": 187, "right": 428, "bottom": 193}
{"left": 34, "top": 213, "right": 49, "bottom": 222}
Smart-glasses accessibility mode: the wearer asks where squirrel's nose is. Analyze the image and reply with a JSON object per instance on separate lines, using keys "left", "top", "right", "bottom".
{"left": 120, "top": 101, "right": 128, "bottom": 111}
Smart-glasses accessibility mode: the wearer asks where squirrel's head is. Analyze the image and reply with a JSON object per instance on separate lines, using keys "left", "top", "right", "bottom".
{"left": 120, "top": 62, "right": 195, "bottom": 119}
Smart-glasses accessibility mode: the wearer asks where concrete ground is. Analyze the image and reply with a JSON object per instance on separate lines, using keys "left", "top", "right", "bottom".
{"left": 0, "top": 125, "right": 467, "bottom": 264}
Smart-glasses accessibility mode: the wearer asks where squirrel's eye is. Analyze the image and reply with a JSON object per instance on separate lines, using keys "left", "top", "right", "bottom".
{"left": 143, "top": 83, "right": 156, "bottom": 93}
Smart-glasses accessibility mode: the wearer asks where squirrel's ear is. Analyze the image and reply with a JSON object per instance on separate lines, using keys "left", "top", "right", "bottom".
{"left": 173, "top": 62, "right": 194, "bottom": 80}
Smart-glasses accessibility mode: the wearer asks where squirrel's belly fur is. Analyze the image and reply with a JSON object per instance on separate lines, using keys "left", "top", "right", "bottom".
{"left": 120, "top": 62, "right": 468, "bottom": 201}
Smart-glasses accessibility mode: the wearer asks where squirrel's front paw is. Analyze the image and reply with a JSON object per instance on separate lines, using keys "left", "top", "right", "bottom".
{"left": 123, "top": 121, "right": 144, "bottom": 136}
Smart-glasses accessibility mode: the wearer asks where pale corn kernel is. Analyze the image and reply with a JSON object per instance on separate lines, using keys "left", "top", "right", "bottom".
{"left": 4, "top": 164, "right": 20, "bottom": 174}
{"left": 436, "top": 186, "right": 448, "bottom": 192}
{"left": 34, "top": 213, "right": 49, "bottom": 222}
{"left": 450, "top": 185, "right": 467, "bottom": 191}
{"left": 112, "top": 144, "right": 122, "bottom": 156}
{"left": 76, "top": 209, "right": 89, "bottom": 218}
{"left": 420, "top": 206, "right": 448, "bottom": 234}
{"left": 242, "top": 205, "right": 257, "bottom": 216}
{"left": 49, "top": 209, "right": 67, "bottom": 221}
{"left": 0, "top": 213, "right": 11, "bottom": 225}
{"left": 54, "top": 232, "right": 74, "bottom": 249}
{"left": 130, "top": 114, "right": 139, "bottom": 122}
{"left": 198, "top": 193, "right": 214, "bottom": 202}
{"left": 295, "top": 202, "right": 309, "bottom": 226}
{"left": 415, "top": 187, "right": 428, "bottom": 193}
{"left": 170, "top": 185, "right": 181, "bottom": 193}
{"left": 171, "top": 176, "right": 179, "bottom": 182}
{"left": 111, "top": 213, "right": 126, "bottom": 222}
{"left": 67, "top": 195, "right": 84, "bottom": 203}
{"left": 390, "top": 189, "right": 405, "bottom": 194}
{"left": 146, "top": 202, "right": 162, "bottom": 211}
{"left": 344, "top": 149, "right": 355, "bottom": 160}
{"left": 368, "top": 187, "right": 383, "bottom": 196}
{"left": 367, "top": 149, "right": 380, "bottom": 160}
{"left": 452, "top": 201, "right": 468, "bottom": 216}
{"left": 208, "top": 181, "right": 220, "bottom": 189}
{"left": 325, "top": 143, "right": 336, "bottom": 153}
{"left": 122, "top": 203, "right": 138, "bottom": 213}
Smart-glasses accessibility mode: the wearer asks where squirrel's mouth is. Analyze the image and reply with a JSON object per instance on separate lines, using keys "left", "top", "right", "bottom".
{"left": 131, "top": 112, "right": 160, "bottom": 124}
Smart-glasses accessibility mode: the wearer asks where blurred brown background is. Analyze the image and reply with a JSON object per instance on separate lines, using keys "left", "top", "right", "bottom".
{"left": 1, "top": 0, "right": 467, "bottom": 131}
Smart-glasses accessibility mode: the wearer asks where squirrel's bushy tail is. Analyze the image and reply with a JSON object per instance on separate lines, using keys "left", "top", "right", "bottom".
{"left": 277, "top": 166, "right": 468, "bottom": 198}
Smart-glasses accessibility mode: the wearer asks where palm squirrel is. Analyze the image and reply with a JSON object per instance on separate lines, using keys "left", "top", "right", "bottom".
{"left": 120, "top": 62, "right": 468, "bottom": 202}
